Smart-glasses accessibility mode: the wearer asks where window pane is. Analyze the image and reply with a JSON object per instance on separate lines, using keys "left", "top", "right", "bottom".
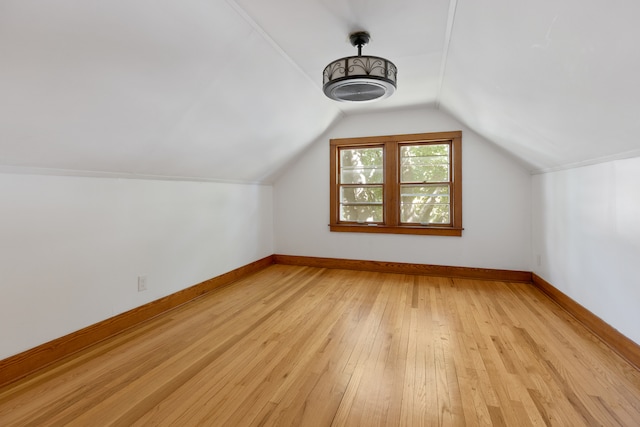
{"left": 400, "top": 185, "right": 450, "bottom": 224}
{"left": 340, "top": 185, "right": 383, "bottom": 222}
{"left": 400, "top": 144, "right": 449, "bottom": 183}
{"left": 340, "top": 147, "right": 383, "bottom": 184}
{"left": 340, "top": 205, "right": 383, "bottom": 223}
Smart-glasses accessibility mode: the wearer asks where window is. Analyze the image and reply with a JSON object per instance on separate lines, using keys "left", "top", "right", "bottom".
{"left": 330, "top": 131, "right": 462, "bottom": 236}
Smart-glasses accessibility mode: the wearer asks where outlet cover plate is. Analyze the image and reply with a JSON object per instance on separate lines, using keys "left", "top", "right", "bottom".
{"left": 138, "top": 275, "right": 148, "bottom": 292}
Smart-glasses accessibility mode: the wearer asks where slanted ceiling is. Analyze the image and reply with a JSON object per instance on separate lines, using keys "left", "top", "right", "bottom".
{"left": 1, "top": 0, "right": 638, "bottom": 183}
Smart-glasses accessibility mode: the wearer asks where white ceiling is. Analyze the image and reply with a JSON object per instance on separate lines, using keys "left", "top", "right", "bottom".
{"left": 1, "top": 0, "right": 638, "bottom": 182}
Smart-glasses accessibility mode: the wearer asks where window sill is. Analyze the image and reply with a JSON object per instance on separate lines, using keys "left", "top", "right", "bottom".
{"left": 329, "top": 224, "right": 463, "bottom": 236}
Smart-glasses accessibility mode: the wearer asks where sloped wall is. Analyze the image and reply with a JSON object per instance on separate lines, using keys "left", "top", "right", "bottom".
{"left": 0, "top": 173, "right": 273, "bottom": 359}
{"left": 274, "top": 107, "right": 531, "bottom": 271}
{"left": 532, "top": 157, "right": 640, "bottom": 345}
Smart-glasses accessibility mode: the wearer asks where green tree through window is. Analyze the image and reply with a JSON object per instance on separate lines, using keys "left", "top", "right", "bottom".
{"left": 330, "top": 132, "right": 462, "bottom": 236}
{"left": 339, "top": 147, "right": 383, "bottom": 222}
{"left": 399, "top": 143, "right": 450, "bottom": 224}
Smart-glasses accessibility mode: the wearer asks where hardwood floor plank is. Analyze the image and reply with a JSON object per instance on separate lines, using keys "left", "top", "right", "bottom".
{"left": 1, "top": 265, "right": 640, "bottom": 426}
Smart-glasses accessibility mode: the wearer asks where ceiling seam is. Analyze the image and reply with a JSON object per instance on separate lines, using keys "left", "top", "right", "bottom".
{"left": 435, "top": 0, "right": 459, "bottom": 108}
{"left": 223, "top": 0, "right": 345, "bottom": 132}
{"left": 530, "top": 148, "right": 640, "bottom": 175}
{"left": 0, "top": 165, "right": 270, "bottom": 186}
{"left": 224, "top": 0, "right": 322, "bottom": 91}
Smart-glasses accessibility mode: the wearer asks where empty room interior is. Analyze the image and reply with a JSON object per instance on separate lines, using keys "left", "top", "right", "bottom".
{"left": 1, "top": 0, "right": 640, "bottom": 425}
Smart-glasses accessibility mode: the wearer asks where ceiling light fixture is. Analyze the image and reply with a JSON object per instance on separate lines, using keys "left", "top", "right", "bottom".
{"left": 323, "top": 31, "right": 397, "bottom": 102}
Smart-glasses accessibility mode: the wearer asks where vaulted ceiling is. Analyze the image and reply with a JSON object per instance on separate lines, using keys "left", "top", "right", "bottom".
{"left": 1, "top": 0, "right": 638, "bottom": 183}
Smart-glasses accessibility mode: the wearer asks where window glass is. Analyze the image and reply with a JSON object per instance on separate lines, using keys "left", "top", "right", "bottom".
{"left": 400, "top": 184, "right": 450, "bottom": 224}
{"left": 330, "top": 132, "right": 462, "bottom": 236}
{"left": 340, "top": 147, "right": 383, "bottom": 184}
{"left": 339, "top": 185, "right": 384, "bottom": 222}
{"left": 400, "top": 144, "right": 449, "bottom": 183}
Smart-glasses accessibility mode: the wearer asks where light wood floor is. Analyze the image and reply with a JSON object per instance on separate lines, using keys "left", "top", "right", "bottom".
{"left": 2, "top": 265, "right": 640, "bottom": 426}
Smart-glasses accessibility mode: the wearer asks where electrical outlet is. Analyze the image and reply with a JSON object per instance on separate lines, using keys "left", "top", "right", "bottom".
{"left": 138, "top": 275, "right": 147, "bottom": 292}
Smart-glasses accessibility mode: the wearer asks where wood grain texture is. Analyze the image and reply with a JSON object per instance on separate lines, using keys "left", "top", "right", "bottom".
{"left": 0, "top": 255, "right": 275, "bottom": 388}
{"left": 329, "top": 131, "right": 463, "bottom": 237}
{"left": 532, "top": 272, "right": 640, "bottom": 370}
{"left": 274, "top": 254, "right": 532, "bottom": 282}
{"left": 1, "top": 265, "right": 639, "bottom": 426}
{"left": 328, "top": 224, "right": 464, "bottom": 236}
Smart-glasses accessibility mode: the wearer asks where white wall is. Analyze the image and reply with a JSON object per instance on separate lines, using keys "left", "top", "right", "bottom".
{"left": 274, "top": 107, "right": 531, "bottom": 271}
{"left": 0, "top": 173, "right": 273, "bottom": 359}
{"left": 532, "top": 157, "right": 640, "bottom": 345}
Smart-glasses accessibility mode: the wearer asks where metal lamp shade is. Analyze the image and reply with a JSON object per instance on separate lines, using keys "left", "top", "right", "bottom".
{"left": 323, "top": 55, "right": 397, "bottom": 102}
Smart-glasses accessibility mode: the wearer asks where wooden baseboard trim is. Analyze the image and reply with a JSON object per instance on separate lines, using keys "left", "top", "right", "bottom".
{"left": 532, "top": 273, "right": 640, "bottom": 370}
{"left": 5, "top": 256, "right": 637, "bottom": 388}
{"left": 273, "top": 254, "right": 532, "bottom": 283}
{"left": 0, "top": 255, "right": 275, "bottom": 388}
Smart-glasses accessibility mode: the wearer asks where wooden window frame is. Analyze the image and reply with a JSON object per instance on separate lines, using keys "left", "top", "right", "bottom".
{"left": 330, "top": 131, "right": 463, "bottom": 236}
